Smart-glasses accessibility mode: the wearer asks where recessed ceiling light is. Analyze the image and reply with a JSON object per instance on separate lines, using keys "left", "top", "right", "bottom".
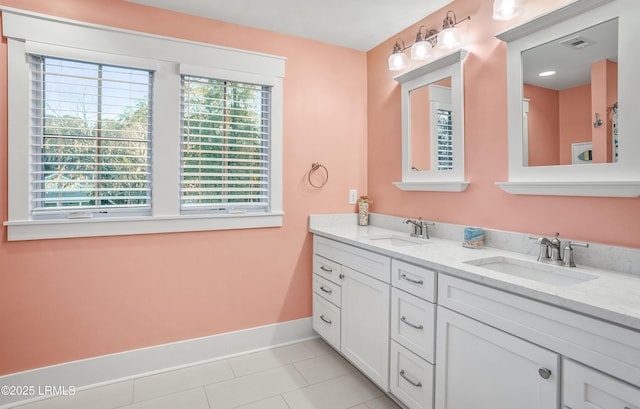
{"left": 539, "top": 71, "right": 556, "bottom": 77}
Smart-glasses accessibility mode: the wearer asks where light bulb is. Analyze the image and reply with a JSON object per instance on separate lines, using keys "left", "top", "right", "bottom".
{"left": 388, "top": 52, "right": 409, "bottom": 71}
{"left": 493, "top": 0, "right": 524, "bottom": 21}
{"left": 411, "top": 41, "right": 432, "bottom": 60}
{"left": 438, "top": 27, "right": 463, "bottom": 50}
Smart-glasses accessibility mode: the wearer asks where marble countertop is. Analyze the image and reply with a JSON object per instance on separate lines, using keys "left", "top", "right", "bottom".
{"left": 309, "top": 215, "right": 640, "bottom": 332}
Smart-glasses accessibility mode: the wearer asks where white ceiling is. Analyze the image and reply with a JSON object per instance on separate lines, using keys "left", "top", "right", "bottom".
{"left": 126, "top": 0, "right": 453, "bottom": 51}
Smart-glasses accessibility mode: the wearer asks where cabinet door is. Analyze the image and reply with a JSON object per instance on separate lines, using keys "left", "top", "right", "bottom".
{"left": 341, "top": 266, "right": 390, "bottom": 391}
{"left": 435, "top": 306, "right": 560, "bottom": 409}
{"left": 563, "top": 359, "right": 640, "bottom": 409}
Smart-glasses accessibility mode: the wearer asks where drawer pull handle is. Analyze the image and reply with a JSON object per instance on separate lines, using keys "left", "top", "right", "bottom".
{"left": 320, "top": 266, "right": 333, "bottom": 273}
{"left": 400, "top": 273, "right": 423, "bottom": 285}
{"left": 400, "top": 316, "right": 424, "bottom": 330}
{"left": 399, "top": 369, "right": 422, "bottom": 388}
{"left": 320, "top": 315, "right": 332, "bottom": 324}
{"left": 538, "top": 367, "right": 552, "bottom": 379}
{"left": 320, "top": 285, "right": 333, "bottom": 294}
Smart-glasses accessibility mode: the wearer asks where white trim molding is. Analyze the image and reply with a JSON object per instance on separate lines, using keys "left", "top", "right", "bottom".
{"left": 0, "top": 318, "right": 314, "bottom": 408}
{"left": 1, "top": 7, "right": 286, "bottom": 240}
{"left": 393, "top": 49, "right": 469, "bottom": 192}
{"left": 495, "top": 0, "right": 640, "bottom": 198}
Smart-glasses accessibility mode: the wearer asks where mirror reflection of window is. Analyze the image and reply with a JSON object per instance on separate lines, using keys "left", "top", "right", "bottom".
{"left": 521, "top": 18, "right": 618, "bottom": 167}
{"left": 410, "top": 77, "right": 452, "bottom": 172}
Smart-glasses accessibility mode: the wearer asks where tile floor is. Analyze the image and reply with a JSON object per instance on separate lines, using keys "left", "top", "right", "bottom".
{"left": 12, "top": 338, "right": 402, "bottom": 409}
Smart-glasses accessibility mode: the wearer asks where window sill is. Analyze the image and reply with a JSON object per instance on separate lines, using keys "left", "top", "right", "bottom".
{"left": 3, "top": 212, "right": 284, "bottom": 241}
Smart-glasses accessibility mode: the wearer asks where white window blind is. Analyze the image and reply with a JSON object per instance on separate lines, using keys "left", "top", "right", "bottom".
{"left": 437, "top": 108, "right": 454, "bottom": 171}
{"left": 30, "top": 55, "right": 153, "bottom": 218}
{"left": 181, "top": 75, "right": 271, "bottom": 213}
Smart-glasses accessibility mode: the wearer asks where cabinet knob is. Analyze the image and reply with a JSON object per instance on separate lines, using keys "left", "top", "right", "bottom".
{"left": 339, "top": 273, "right": 345, "bottom": 280}
{"left": 538, "top": 367, "right": 552, "bottom": 379}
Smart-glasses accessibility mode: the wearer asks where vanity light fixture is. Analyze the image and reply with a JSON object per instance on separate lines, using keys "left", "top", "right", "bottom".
{"left": 492, "top": 0, "right": 525, "bottom": 21}
{"left": 388, "top": 40, "right": 409, "bottom": 71}
{"left": 388, "top": 10, "right": 470, "bottom": 71}
{"left": 438, "top": 11, "right": 468, "bottom": 50}
{"left": 411, "top": 26, "right": 438, "bottom": 60}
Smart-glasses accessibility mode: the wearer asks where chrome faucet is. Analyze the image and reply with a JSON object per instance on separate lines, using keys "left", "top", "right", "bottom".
{"left": 403, "top": 217, "right": 434, "bottom": 239}
{"left": 529, "top": 232, "right": 589, "bottom": 267}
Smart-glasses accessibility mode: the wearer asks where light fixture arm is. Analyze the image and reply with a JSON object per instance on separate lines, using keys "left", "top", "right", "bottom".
{"left": 443, "top": 10, "right": 471, "bottom": 30}
{"left": 393, "top": 39, "right": 406, "bottom": 53}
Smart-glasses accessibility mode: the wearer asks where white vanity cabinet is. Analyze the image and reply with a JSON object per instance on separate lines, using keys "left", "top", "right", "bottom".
{"left": 436, "top": 274, "right": 640, "bottom": 409}
{"left": 310, "top": 224, "right": 640, "bottom": 409}
{"left": 389, "top": 260, "right": 437, "bottom": 409}
{"left": 312, "top": 236, "right": 391, "bottom": 391}
{"left": 563, "top": 359, "right": 640, "bottom": 409}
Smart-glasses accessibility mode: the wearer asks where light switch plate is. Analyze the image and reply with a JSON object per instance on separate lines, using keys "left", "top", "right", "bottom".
{"left": 349, "top": 189, "right": 358, "bottom": 205}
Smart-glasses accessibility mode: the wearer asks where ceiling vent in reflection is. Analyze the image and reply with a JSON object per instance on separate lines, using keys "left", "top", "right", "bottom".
{"left": 559, "top": 35, "right": 595, "bottom": 50}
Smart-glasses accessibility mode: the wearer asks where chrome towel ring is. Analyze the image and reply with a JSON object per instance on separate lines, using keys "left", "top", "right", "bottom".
{"left": 308, "top": 162, "right": 329, "bottom": 188}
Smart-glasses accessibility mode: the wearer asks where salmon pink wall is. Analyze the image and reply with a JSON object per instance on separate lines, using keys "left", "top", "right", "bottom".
{"left": 367, "top": 0, "right": 640, "bottom": 249}
{"left": 523, "top": 84, "right": 560, "bottom": 166}
{"left": 559, "top": 84, "right": 592, "bottom": 164}
{"left": 0, "top": 0, "right": 367, "bottom": 374}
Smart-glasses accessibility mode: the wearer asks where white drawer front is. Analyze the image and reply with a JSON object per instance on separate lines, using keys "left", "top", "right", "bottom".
{"left": 313, "top": 254, "right": 342, "bottom": 285}
{"left": 313, "top": 274, "right": 342, "bottom": 307}
{"left": 392, "top": 259, "right": 437, "bottom": 302}
{"left": 390, "top": 341, "right": 434, "bottom": 409}
{"left": 391, "top": 288, "right": 435, "bottom": 363}
{"left": 314, "top": 236, "right": 391, "bottom": 283}
{"left": 313, "top": 294, "right": 341, "bottom": 351}
{"left": 563, "top": 359, "right": 640, "bottom": 409}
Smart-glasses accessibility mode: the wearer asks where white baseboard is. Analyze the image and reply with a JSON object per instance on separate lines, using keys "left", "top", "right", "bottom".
{"left": 0, "top": 317, "right": 314, "bottom": 408}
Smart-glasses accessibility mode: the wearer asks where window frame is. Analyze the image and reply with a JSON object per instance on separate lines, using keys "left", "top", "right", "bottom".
{"left": 3, "top": 8, "right": 284, "bottom": 241}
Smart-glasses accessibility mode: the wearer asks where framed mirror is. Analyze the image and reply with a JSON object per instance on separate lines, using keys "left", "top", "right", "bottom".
{"left": 496, "top": 0, "right": 640, "bottom": 197}
{"left": 394, "top": 49, "right": 469, "bottom": 192}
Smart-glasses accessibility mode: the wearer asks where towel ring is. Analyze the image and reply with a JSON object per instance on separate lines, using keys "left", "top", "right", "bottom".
{"left": 308, "top": 162, "right": 329, "bottom": 188}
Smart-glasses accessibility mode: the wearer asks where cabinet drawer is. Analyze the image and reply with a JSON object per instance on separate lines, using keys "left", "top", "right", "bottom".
{"left": 313, "top": 254, "right": 342, "bottom": 285}
{"left": 563, "top": 359, "right": 640, "bottom": 409}
{"left": 392, "top": 259, "right": 437, "bottom": 302}
{"left": 312, "top": 294, "right": 341, "bottom": 351}
{"left": 313, "top": 274, "right": 342, "bottom": 307}
{"left": 391, "top": 288, "right": 435, "bottom": 363}
{"left": 390, "top": 341, "right": 434, "bottom": 409}
{"left": 315, "top": 236, "right": 391, "bottom": 283}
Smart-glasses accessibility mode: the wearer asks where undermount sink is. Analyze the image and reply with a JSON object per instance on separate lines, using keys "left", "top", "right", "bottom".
{"left": 363, "top": 234, "right": 427, "bottom": 247}
{"left": 464, "top": 256, "right": 598, "bottom": 286}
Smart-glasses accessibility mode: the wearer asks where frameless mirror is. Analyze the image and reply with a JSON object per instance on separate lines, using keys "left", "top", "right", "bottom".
{"left": 496, "top": 0, "right": 640, "bottom": 197}
{"left": 522, "top": 18, "right": 618, "bottom": 167}
{"left": 394, "top": 49, "right": 468, "bottom": 192}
